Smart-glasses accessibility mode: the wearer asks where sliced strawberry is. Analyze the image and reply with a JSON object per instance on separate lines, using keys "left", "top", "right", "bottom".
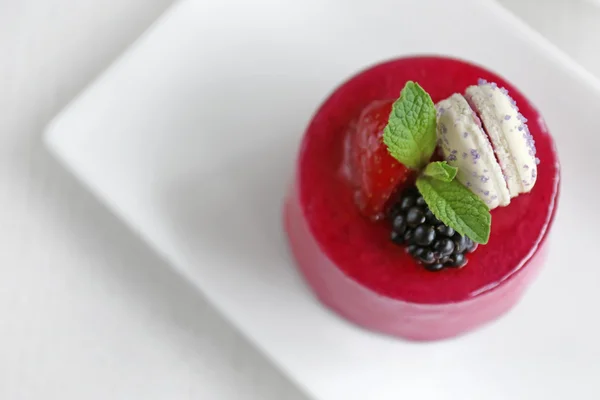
{"left": 351, "top": 99, "right": 413, "bottom": 220}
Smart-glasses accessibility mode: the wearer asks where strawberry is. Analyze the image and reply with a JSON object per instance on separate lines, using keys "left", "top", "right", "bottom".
{"left": 352, "top": 99, "right": 413, "bottom": 220}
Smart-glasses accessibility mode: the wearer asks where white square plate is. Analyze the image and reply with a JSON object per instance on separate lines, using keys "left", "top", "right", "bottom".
{"left": 44, "top": 0, "right": 600, "bottom": 398}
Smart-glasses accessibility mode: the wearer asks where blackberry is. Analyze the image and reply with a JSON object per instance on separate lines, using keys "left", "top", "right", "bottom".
{"left": 387, "top": 186, "right": 480, "bottom": 272}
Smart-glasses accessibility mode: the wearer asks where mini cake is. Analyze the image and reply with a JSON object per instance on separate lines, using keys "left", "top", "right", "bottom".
{"left": 284, "top": 56, "right": 560, "bottom": 341}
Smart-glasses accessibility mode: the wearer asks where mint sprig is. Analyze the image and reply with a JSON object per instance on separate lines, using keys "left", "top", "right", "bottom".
{"left": 383, "top": 82, "right": 437, "bottom": 170}
{"left": 423, "top": 161, "right": 457, "bottom": 182}
{"left": 416, "top": 177, "right": 491, "bottom": 244}
{"left": 383, "top": 82, "right": 492, "bottom": 244}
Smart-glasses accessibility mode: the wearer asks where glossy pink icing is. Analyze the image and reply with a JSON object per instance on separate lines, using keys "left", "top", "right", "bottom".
{"left": 284, "top": 56, "right": 560, "bottom": 340}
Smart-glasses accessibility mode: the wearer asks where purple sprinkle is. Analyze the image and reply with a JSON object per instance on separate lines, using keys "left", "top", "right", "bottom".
{"left": 463, "top": 131, "right": 469, "bottom": 138}
{"left": 532, "top": 170, "right": 537, "bottom": 179}
{"left": 524, "top": 164, "right": 529, "bottom": 169}
{"left": 491, "top": 195, "right": 498, "bottom": 200}
{"left": 441, "top": 124, "right": 447, "bottom": 134}
{"left": 466, "top": 181, "right": 472, "bottom": 187}
{"left": 451, "top": 149, "right": 457, "bottom": 154}
{"left": 518, "top": 126, "right": 524, "bottom": 131}
{"left": 470, "top": 149, "right": 481, "bottom": 163}
{"left": 448, "top": 154, "right": 457, "bottom": 162}
{"left": 480, "top": 176, "right": 489, "bottom": 183}
{"left": 490, "top": 82, "right": 498, "bottom": 89}
{"left": 504, "top": 115, "right": 511, "bottom": 121}
{"left": 483, "top": 191, "right": 490, "bottom": 196}
{"left": 500, "top": 87, "right": 509, "bottom": 95}
{"left": 478, "top": 78, "right": 488, "bottom": 85}
{"left": 462, "top": 152, "right": 468, "bottom": 159}
{"left": 535, "top": 157, "right": 541, "bottom": 165}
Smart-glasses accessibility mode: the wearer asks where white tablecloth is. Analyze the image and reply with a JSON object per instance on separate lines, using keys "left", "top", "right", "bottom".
{"left": 1, "top": 0, "right": 598, "bottom": 398}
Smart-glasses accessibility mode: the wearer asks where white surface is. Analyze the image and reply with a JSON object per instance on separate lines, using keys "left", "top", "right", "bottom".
{"left": 0, "top": 1, "right": 305, "bottom": 399}
{"left": 3, "top": 0, "right": 600, "bottom": 399}
{"left": 43, "top": 0, "right": 600, "bottom": 399}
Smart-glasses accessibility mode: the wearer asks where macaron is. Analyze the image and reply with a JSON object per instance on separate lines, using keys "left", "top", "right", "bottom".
{"left": 436, "top": 93, "right": 511, "bottom": 209}
{"left": 465, "top": 80, "right": 538, "bottom": 197}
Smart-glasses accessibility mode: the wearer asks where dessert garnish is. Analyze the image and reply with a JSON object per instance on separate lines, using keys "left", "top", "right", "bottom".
{"left": 466, "top": 79, "right": 538, "bottom": 197}
{"left": 353, "top": 80, "right": 537, "bottom": 271}
{"left": 383, "top": 82, "right": 491, "bottom": 241}
{"left": 388, "top": 186, "right": 478, "bottom": 271}
{"left": 352, "top": 99, "right": 412, "bottom": 219}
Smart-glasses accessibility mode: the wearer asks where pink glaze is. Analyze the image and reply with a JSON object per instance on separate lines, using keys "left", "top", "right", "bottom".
{"left": 284, "top": 56, "right": 560, "bottom": 340}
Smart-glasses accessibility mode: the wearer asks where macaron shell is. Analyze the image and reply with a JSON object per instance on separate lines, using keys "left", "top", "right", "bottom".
{"left": 466, "top": 83, "right": 538, "bottom": 197}
{"left": 436, "top": 93, "right": 511, "bottom": 209}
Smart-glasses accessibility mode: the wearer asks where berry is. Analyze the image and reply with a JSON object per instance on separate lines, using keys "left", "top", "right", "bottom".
{"left": 406, "top": 206, "right": 426, "bottom": 227}
{"left": 388, "top": 203, "right": 403, "bottom": 219}
{"left": 425, "top": 210, "right": 441, "bottom": 225}
{"left": 414, "top": 224, "right": 436, "bottom": 246}
{"left": 351, "top": 99, "right": 413, "bottom": 220}
{"left": 388, "top": 186, "right": 480, "bottom": 271}
{"left": 418, "top": 250, "right": 436, "bottom": 265}
{"left": 433, "top": 238, "right": 455, "bottom": 256}
{"left": 468, "top": 242, "right": 478, "bottom": 253}
{"left": 407, "top": 245, "right": 424, "bottom": 258}
{"left": 453, "top": 234, "right": 468, "bottom": 253}
{"left": 448, "top": 253, "right": 467, "bottom": 268}
{"left": 436, "top": 225, "right": 455, "bottom": 237}
{"left": 392, "top": 214, "right": 407, "bottom": 234}
{"left": 425, "top": 263, "right": 444, "bottom": 272}
{"left": 390, "top": 230, "right": 403, "bottom": 245}
{"left": 403, "top": 230, "right": 414, "bottom": 244}
{"left": 400, "top": 196, "right": 416, "bottom": 211}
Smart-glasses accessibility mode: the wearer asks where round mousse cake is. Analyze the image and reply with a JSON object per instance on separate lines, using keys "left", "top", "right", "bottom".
{"left": 284, "top": 56, "right": 560, "bottom": 341}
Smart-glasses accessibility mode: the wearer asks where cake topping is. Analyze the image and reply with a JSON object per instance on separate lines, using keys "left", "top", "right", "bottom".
{"left": 383, "top": 82, "right": 437, "bottom": 170}
{"left": 436, "top": 93, "right": 510, "bottom": 209}
{"left": 381, "top": 82, "right": 492, "bottom": 245}
{"left": 465, "top": 81, "right": 538, "bottom": 197}
{"left": 351, "top": 78, "right": 541, "bottom": 269}
{"left": 351, "top": 99, "right": 413, "bottom": 220}
{"left": 389, "top": 186, "right": 478, "bottom": 271}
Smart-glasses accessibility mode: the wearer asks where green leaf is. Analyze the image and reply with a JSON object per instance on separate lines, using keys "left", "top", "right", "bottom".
{"left": 423, "top": 161, "right": 458, "bottom": 182}
{"left": 383, "top": 81, "right": 437, "bottom": 170}
{"left": 416, "top": 176, "right": 491, "bottom": 244}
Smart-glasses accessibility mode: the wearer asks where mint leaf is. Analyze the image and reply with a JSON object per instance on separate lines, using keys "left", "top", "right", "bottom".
{"left": 416, "top": 176, "right": 491, "bottom": 244}
{"left": 423, "top": 161, "right": 457, "bottom": 182}
{"left": 383, "top": 81, "right": 437, "bottom": 170}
